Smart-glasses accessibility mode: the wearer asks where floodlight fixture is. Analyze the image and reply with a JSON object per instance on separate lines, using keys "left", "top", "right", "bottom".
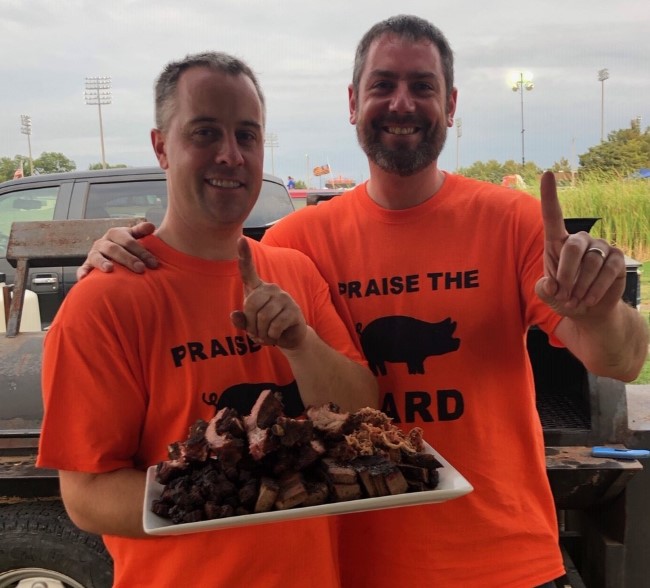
{"left": 19, "top": 114, "right": 34, "bottom": 175}
{"left": 84, "top": 76, "right": 112, "bottom": 169}
{"left": 264, "top": 132, "right": 279, "bottom": 175}
{"left": 510, "top": 72, "right": 534, "bottom": 166}
{"left": 597, "top": 69, "right": 609, "bottom": 142}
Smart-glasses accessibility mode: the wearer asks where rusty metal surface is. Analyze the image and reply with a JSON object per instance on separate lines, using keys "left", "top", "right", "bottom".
{"left": 0, "top": 331, "right": 45, "bottom": 428}
{"left": 1, "top": 453, "right": 39, "bottom": 475}
{"left": 0, "top": 453, "right": 59, "bottom": 498}
{"left": 6, "top": 218, "right": 147, "bottom": 267}
{"left": 0, "top": 454, "right": 58, "bottom": 479}
{"left": 4, "top": 217, "right": 145, "bottom": 336}
{"left": 546, "top": 446, "right": 643, "bottom": 470}
{"left": 546, "top": 446, "right": 642, "bottom": 510}
{"left": 0, "top": 453, "right": 56, "bottom": 480}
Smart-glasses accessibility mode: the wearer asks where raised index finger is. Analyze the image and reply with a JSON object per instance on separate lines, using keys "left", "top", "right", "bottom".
{"left": 237, "top": 236, "right": 262, "bottom": 292}
{"left": 540, "top": 170, "right": 568, "bottom": 242}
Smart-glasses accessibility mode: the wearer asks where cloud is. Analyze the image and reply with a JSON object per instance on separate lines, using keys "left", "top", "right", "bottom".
{"left": 1, "top": 0, "right": 647, "bottom": 181}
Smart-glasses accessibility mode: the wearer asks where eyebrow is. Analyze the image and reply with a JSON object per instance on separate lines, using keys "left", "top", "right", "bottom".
{"left": 367, "top": 69, "right": 438, "bottom": 82}
{"left": 188, "top": 116, "right": 263, "bottom": 131}
{"left": 238, "top": 120, "right": 263, "bottom": 132}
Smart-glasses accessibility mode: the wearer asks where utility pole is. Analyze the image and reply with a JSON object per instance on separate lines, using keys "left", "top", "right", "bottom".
{"left": 84, "top": 76, "right": 112, "bottom": 169}
{"left": 571, "top": 136, "right": 576, "bottom": 187}
{"left": 264, "top": 132, "right": 279, "bottom": 175}
{"left": 511, "top": 72, "right": 534, "bottom": 167}
{"left": 455, "top": 118, "right": 462, "bottom": 171}
{"left": 598, "top": 69, "right": 609, "bottom": 142}
{"left": 20, "top": 115, "right": 34, "bottom": 175}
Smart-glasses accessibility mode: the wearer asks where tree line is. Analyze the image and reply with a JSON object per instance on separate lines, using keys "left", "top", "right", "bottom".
{"left": 2, "top": 120, "right": 648, "bottom": 184}
{"left": 0, "top": 154, "right": 126, "bottom": 182}
{"left": 458, "top": 119, "right": 649, "bottom": 185}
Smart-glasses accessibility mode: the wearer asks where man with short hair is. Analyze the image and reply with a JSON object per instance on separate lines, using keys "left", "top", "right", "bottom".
{"left": 37, "top": 51, "right": 377, "bottom": 588}
{"left": 265, "top": 16, "right": 648, "bottom": 588}
{"left": 78, "top": 16, "right": 648, "bottom": 588}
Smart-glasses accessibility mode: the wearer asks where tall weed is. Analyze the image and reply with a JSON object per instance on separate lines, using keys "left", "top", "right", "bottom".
{"left": 529, "top": 172, "right": 650, "bottom": 261}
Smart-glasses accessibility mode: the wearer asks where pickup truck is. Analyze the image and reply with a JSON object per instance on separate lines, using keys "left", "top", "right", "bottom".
{"left": 0, "top": 168, "right": 295, "bottom": 588}
{"left": 0, "top": 167, "right": 295, "bottom": 330}
{"left": 1, "top": 169, "right": 646, "bottom": 587}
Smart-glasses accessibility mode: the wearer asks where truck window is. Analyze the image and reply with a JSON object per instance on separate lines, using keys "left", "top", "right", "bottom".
{"left": 85, "top": 181, "right": 167, "bottom": 222}
{"left": 247, "top": 181, "right": 295, "bottom": 227}
{"left": 0, "top": 186, "right": 59, "bottom": 257}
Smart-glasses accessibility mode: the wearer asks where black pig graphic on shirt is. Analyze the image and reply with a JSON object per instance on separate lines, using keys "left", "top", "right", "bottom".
{"left": 359, "top": 315, "right": 460, "bottom": 376}
{"left": 202, "top": 381, "right": 303, "bottom": 417}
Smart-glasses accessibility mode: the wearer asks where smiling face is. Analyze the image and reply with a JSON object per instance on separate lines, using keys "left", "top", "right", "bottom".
{"left": 151, "top": 66, "right": 264, "bottom": 244}
{"left": 349, "top": 33, "right": 457, "bottom": 177}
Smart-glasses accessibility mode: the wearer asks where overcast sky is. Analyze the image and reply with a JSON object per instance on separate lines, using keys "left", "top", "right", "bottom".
{"left": 1, "top": 0, "right": 648, "bottom": 185}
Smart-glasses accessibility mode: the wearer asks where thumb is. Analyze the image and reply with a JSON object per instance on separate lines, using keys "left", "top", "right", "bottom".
{"left": 76, "top": 262, "right": 92, "bottom": 281}
{"left": 535, "top": 275, "right": 559, "bottom": 304}
{"left": 230, "top": 310, "right": 247, "bottom": 330}
{"left": 131, "top": 221, "right": 157, "bottom": 239}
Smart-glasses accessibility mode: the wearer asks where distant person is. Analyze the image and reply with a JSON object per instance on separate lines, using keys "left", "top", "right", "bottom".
{"left": 77, "top": 15, "right": 648, "bottom": 588}
{"left": 37, "top": 51, "right": 377, "bottom": 588}
{"left": 287, "top": 175, "right": 296, "bottom": 189}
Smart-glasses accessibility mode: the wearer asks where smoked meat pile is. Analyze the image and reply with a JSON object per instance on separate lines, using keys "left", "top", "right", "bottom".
{"left": 151, "top": 390, "right": 442, "bottom": 524}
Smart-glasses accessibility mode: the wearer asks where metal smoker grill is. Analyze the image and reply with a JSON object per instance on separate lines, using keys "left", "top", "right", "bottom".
{"left": 528, "top": 328, "right": 642, "bottom": 588}
{"left": 524, "top": 218, "right": 646, "bottom": 588}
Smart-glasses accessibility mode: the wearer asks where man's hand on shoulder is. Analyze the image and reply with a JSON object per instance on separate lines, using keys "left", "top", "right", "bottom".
{"left": 76, "top": 221, "right": 159, "bottom": 280}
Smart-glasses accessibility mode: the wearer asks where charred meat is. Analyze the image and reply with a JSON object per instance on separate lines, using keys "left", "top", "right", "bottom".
{"left": 151, "top": 396, "right": 442, "bottom": 524}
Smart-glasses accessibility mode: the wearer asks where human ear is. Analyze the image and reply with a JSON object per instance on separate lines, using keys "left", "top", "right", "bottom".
{"left": 348, "top": 84, "right": 358, "bottom": 125}
{"left": 446, "top": 87, "right": 458, "bottom": 127}
{"left": 151, "top": 128, "right": 169, "bottom": 169}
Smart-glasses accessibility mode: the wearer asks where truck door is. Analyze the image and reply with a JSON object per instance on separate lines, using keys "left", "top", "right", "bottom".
{"left": 0, "top": 182, "right": 72, "bottom": 328}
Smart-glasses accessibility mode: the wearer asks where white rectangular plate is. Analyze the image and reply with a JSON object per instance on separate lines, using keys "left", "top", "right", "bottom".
{"left": 143, "top": 442, "right": 473, "bottom": 535}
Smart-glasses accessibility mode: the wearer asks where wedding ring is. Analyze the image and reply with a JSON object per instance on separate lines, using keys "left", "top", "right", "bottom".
{"left": 585, "top": 247, "right": 607, "bottom": 260}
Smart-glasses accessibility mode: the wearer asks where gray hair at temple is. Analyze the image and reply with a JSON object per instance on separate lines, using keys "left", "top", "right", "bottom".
{"left": 154, "top": 51, "right": 266, "bottom": 131}
{"left": 352, "top": 15, "right": 455, "bottom": 101}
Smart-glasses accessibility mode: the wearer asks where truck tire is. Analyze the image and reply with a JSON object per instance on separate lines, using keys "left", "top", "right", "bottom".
{"left": 0, "top": 502, "right": 113, "bottom": 588}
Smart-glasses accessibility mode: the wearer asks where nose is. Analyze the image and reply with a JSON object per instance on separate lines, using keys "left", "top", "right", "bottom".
{"left": 389, "top": 81, "right": 415, "bottom": 113}
{"left": 216, "top": 134, "right": 245, "bottom": 167}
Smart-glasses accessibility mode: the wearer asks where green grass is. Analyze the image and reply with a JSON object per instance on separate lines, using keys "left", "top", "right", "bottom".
{"left": 634, "top": 357, "right": 650, "bottom": 385}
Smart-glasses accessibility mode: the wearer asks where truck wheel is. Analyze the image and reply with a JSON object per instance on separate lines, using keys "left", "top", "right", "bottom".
{"left": 0, "top": 502, "right": 112, "bottom": 588}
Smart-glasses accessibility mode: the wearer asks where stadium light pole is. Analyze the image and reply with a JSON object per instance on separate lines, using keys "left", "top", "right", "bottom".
{"left": 20, "top": 114, "right": 34, "bottom": 175}
{"left": 510, "top": 72, "right": 534, "bottom": 167}
{"left": 265, "top": 132, "right": 279, "bottom": 175}
{"left": 84, "top": 76, "right": 112, "bottom": 169}
{"left": 455, "top": 118, "right": 462, "bottom": 171}
{"left": 598, "top": 69, "right": 609, "bottom": 142}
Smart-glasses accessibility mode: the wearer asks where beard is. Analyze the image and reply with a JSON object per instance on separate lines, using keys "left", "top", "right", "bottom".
{"left": 356, "top": 113, "right": 448, "bottom": 177}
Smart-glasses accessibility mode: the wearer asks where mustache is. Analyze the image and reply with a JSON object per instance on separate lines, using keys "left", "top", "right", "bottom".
{"left": 374, "top": 114, "right": 428, "bottom": 127}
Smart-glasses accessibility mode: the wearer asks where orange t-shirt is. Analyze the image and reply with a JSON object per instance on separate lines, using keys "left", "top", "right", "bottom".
{"left": 263, "top": 174, "right": 566, "bottom": 588}
{"left": 38, "top": 236, "right": 366, "bottom": 588}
